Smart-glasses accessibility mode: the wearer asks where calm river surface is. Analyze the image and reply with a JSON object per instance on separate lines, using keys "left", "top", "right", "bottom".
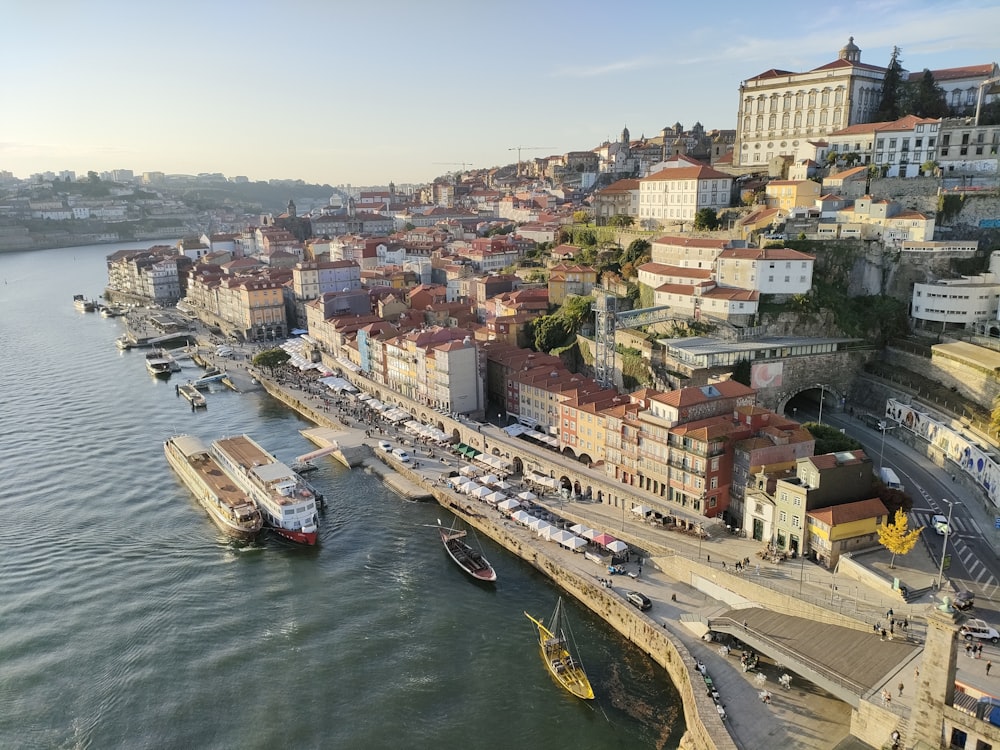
{"left": 0, "top": 243, "right": 684, "bottom": 749}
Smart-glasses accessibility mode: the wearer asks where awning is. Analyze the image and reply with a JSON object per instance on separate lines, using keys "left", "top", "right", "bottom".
{"left": 593, "top": 533, "right": 617, "bottom": 547}
{"left": 631, "top": 505, "right": 653, "bottom": 517}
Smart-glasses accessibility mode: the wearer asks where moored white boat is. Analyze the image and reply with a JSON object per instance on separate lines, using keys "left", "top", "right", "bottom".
{"left": 145, "top": 349, "right": 173, "bottom": 377}
{"left": 211, "top": 434, "right": 319, "bottom": 545}
{"left": 163, "top": 435, "right": 263, "bottom": 540}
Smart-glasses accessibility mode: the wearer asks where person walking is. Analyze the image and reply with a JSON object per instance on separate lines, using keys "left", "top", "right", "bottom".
{"left": 898, "top": 682, "right": 904, "bottom": 697}
{"left": 988, "top": 661, "right": 993, "bottom": 676}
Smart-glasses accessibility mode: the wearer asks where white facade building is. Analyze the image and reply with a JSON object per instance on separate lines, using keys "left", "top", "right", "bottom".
{"left": 735, "top": 38, "right": 886, "bottom": 168}
{"left": 912, "top": 274, "right": 1000, "bottom": 327}
{"left": 715, "top": 247, "right": 815, "bottom": 295}
{"left": 638, "top": 161, "right": 732, "bottom": 226}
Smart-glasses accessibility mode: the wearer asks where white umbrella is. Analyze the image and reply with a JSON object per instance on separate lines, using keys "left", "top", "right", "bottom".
{"left": 607, "top": 540, "right": 629, "bottom": 554}
{"left": 561, "top": 536, "right": 588, "bottom": 550}
{"left": 517, "top": 491, "right": 537, "bottom": 502}
{"left": 498, "top": 498, "right": 521, "bottom": 512}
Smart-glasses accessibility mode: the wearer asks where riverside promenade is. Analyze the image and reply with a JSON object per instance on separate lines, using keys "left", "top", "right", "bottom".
{"left": 208, "top": 357, "right": 881, "bottom": 750}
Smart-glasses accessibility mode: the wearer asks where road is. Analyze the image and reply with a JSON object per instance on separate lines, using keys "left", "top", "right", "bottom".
{"left": 814, "top": 408, "right": 1000, "bottom": 608}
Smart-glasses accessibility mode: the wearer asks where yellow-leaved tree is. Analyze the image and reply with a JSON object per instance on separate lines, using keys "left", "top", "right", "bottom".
{"left": 877, "top": 509, "right": 923, "bottom": 569}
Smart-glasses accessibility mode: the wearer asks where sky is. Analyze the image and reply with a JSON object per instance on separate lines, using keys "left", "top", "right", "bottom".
{"left": 3, "top": 0, "right": 999, "bottom": 187}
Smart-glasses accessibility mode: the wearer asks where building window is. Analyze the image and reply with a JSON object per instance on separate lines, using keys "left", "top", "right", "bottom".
{"left": 779, "top": 511, "right": 787, "bottom": 523}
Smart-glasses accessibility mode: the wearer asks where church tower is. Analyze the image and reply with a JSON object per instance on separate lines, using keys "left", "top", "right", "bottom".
{"left": 911, "top": 601, "right": 961, "bottom": 747}
{"left": 287, "top": 199, "right": 296, "bottom": 217}
{"left": 621, "top": 124, "right": 630, "bottom": 146}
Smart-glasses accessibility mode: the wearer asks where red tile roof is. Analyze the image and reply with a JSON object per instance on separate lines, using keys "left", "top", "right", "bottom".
{"left": 642, "top": 165, "right": 732, "bottom": 182}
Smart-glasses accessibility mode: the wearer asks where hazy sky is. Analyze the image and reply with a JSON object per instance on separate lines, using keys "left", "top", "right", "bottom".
{"left": 3, "top": 0, "right": 998, "bottom": 186}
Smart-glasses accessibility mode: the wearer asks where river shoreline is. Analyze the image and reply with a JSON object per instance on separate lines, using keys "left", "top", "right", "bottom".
{"left": 248, "top": 366, "right": 730, "bottom": 750}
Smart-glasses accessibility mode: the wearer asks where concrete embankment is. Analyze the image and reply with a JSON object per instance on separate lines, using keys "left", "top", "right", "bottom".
{"left": 258, "top": 374, "right": 733, "bottom": 750}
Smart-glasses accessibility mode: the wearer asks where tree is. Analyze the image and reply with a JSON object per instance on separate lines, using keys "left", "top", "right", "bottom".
{"left": 874, "top": 46, "right": 905, "bottom": 122}
{"left": 621, "top": 238, "right": 651, "bottom": 266}
{"left": 253, "top": 348, "right": 291, "bottom": 372}
{"left": 560, "top": 294, "right": 595, "bottom": 332}
{"left": 844, "top": 152, "right": 861, "bottom": 167}
{"left": 803, "top": 423, "right": 862, "bottom": 454}
{"left": 906, "top": 69, "right": 949, "bottom": 118}
{"left": 693, "top": 208, "right": 719, "bottom": 231}
{"left": 921, "top": 159, "right": 940, "bottom": 176}
{"left": 825, "top": 151, "right": 840, "bottom": 167}
{"left": 608, "top": 214, "right": 635, "bottom": 228}
{"left": 876, "top": 509, "right": 923, "bottom": 569}
{"left": 532, "top": 314, "right": 570, "bottom": 352}
{"left": 572, "top": 210, "right": 592, "bottom": 225}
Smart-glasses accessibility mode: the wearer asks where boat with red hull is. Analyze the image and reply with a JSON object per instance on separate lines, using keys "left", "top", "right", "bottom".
{"left": 211, "top": 434, "right": 319, "bottom": 545}
{"left": 435, "top": 519, "right": 496, "bottom": 582}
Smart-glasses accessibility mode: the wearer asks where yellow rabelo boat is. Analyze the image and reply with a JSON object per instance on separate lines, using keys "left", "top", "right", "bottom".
{"left": 524, "top": 597, "right": 594, "bottom": 700}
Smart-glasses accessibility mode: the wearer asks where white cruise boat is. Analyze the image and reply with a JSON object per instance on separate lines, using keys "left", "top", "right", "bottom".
{"left": 211, "top": 435, "right": 319, "bottom": 545}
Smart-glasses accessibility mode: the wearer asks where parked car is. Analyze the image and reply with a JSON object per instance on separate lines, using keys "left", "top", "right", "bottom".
{"left": 377, "top": 441, "right": 392, "bottom": 453}
{"left": 954, "top": 590, "right": 975, "bottom": 611}
{"left": 959, "top": 618, "right": 999, "bottom": 644}
{"left": 626, "top": 591, "right": 651, "bottom": 611}
{"left": 392, "top": 449, "right": 411, "bottom": 463}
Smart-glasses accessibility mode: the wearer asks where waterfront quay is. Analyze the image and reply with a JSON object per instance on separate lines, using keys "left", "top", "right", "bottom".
{"left": 223, "top": 356, "right": 892, "bottom": 750}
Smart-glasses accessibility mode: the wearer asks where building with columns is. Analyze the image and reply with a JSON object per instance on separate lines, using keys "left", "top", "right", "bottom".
{"left": 734, "top": 38, "right": 886, "bottom": 170}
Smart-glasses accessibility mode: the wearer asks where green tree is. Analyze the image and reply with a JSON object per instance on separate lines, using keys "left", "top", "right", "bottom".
{"left": 844, "top": 152, "right": 861, "bottom": 167}
{"left": 921, "top": 159, "right": 940, "bottom": 176}
{"left": 608, "top": 214, "right": 634, "bottom": 228}
{"left": 874, "top": 46, "right": 904, "bottom": 121}
{"left": 905, "top": 69, "right": 949, "bottom": 118}
{"left": 803, "top": 422, "right": 863, "bottom": 454}
{"left": 560, "top": 294, "right": 595, "bottom": 332}
{"left": 532, "top": 314, "right": 570, "bottom": 352}
{"left": 876, "top": 509, "right": 923, "bottom": 569}
{"left": 825, "top": 151, "right": 840, "bottom": 167}
{"left": 731, "top": 358, "right": 752, "bottom": 386}
{"left": 693, "top": 208, "right": 719, "bottom": 231}
{"left": 572, "top": 209, "right": 592, "bottom": 225}
{"left": 621, "top": 238, "right": 651, "bottom": 266}
{"left": 253, "top": 348, "right": 291, "bottom": 372}
{"left": 87, "top": 170, "right": 100, "bottom": 183}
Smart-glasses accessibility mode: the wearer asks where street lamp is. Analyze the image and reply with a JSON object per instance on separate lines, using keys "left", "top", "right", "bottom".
{"left": 877, "top": 421, "right": 895, "bottom": 471}
{"left": 936, "top": 498, "right": 959, "bottom": 590}
{"left": 817, "top": 384, "right": 826, "bottom": 425}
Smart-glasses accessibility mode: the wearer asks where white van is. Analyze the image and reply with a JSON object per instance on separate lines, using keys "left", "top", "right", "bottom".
{"left": 879, "top": 467, "right": 903, "bottom": 491}
{"left": 392, "top": 449, "right": 411, "bottom": 463}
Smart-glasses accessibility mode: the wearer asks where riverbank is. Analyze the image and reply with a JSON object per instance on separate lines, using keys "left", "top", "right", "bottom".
{"left": 243, "top": 364, "right": 865, "bottom": 750}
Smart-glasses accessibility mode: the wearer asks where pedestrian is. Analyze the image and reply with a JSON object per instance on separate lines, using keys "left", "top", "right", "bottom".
{"left": 967, "top": 644, "right": 974, "bottom": 658}
{"left": 988, "top": 661, "right": 993, "bottom": 676}
{"left": 722, "top": 561, "right": 727, "bottom": 570}
{"left": 743, "top": 620, "right": 748, "bottom": 631}
{"left": 898, "top": 682, "right": 904, "bottom": 697}
{"left": 881, "top": 628, "right": 887, "bottom": 641}
{"left": 978, "top": 644, "right": 984, "bottom": 659}
{"left": 914, "top": 666, "right": 919, "bottom": 680}
{"left": 887, "top": 608, "right": 894, "bottom": 619}
{"left": 706, "top": 554, "right": 710, "bottom": 563}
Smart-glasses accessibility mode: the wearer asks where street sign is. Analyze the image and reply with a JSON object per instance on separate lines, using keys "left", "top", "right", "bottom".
{"left": 995, "top": 517, "right": 1000, "bottom": 530}
{"left": 943, "top": 554, "right": 952, "bottom": 570}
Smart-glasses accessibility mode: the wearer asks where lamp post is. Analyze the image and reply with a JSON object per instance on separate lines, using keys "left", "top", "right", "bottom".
{"left": 936, "top": 498, "right": 958, "bottom": 590}
{"left": 817, "top": 384, "right": 826, "bottom": 425}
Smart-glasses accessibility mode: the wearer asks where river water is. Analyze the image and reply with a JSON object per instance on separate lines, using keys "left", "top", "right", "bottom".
{"left": 0, "top": 243, "right": 685, "bottom": 750}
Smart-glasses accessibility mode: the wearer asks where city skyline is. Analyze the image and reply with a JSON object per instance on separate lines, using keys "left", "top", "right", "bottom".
{"left": 3, "top": 0, "right": 999, "bottom": 186}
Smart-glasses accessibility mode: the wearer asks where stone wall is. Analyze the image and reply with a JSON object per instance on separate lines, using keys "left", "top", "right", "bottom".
{"left": 849, "top": 698, "right": 906, "bottom": 749}
{"left": 880, "top": 345, "right": 1000, "bottom": 412}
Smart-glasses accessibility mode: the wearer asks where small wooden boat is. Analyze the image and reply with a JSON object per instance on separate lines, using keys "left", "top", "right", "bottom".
{"left": 524, "top": 597, "right": 594, "bottom": 700}
{"left": 434, "top": 519, "right": 496, "bottom": 582}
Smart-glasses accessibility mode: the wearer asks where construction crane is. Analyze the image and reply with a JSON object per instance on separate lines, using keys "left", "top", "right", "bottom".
{"left": 433, "top": 162, "right": 473, "bottom": 170}
{"left": 507, "top": 145, "right": 553, "bottom": 176}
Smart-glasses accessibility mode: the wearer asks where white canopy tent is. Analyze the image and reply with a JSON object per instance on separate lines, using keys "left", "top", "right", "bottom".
{"left": 485, "top": 491, "right": 507, "bottom": 506}
{"left": 569, "top": 523, "right": 594, "bottom": 537}
{"left": 535, "top": 522, "right": 556, "bottom": 538}
{"left": 549, "top": 529, "right": 575, "bottom": 544}
{"left": 459, "top": 465, "right": 480, "bottom": 478}
{"left": 606, "top": 540, "right": 629, "bottom": 554}
{"left": 480, "top": 474, "right": 500, "bottom": 487}
{"left": 471, "top": 485, "right": 492, "bottom": 499}
{"left": 527, "top": 518, "right": 549, "bottom": 532}
{"left": 631, "top": 505, "right": 653, "bottom": 517}
{"left": 517, "top": 491, "right": 538, "bottom": 502}
{"left": 494, "top": 480, "right": 513, "bottom": 491}
{"left": 511, "top": 510, "right": 533, "bottom": 525}
{"left": 562, "top": 536, "right": 588, "bottom": 551}
{"left": 462, "top": 482, "right": 483, "bottom": 495}
{"left": 580, "top": 528, "right": 600, "bottom": 541}
{"left": 497, "top": 498, "right": 521, "bottom": 512}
